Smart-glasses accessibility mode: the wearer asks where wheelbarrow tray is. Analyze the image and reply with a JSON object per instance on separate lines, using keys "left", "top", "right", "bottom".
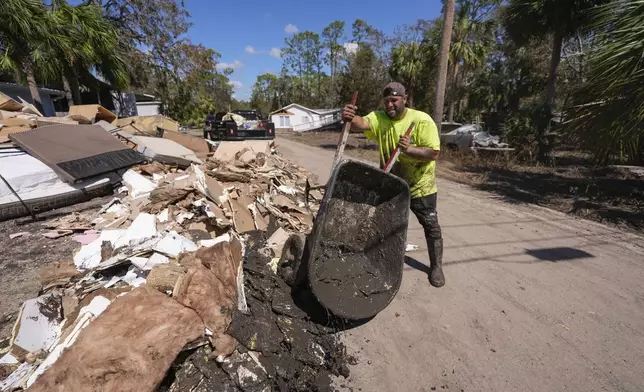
{"left": 306, "top": 160, "right": 410, "bottom": 320}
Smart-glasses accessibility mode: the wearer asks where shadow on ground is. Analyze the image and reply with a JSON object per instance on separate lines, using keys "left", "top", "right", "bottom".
{"left": 405, "top": 246, "right": 595, "bottom": 273}
{"left": 404, "top": 256, "right": 431, "bottom": 275}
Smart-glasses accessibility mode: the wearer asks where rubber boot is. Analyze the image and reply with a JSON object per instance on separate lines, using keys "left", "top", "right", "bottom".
{"left": 428, "top": 238, "right": 445, "bottom": 288}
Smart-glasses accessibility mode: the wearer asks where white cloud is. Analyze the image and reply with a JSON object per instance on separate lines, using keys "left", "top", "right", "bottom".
{"left": 269, "top": 48, "right": 281, "bottom": 58}
{"left": 343, "top": 42, "right": 359, "bottom": 55}
{"left": 246, "top": 46, "right": 282, "bottom": 58}
{"left": 284, "top": 24, "right": 299, "bottom": 34}
{"left": 216, "top": 60, "right": 244, "bottom": 70}
{"left": 264, "top": 12, "right": 272, "bottom": 18}
{"left": 230, "top": 80, "right": 243, "bottom": 89}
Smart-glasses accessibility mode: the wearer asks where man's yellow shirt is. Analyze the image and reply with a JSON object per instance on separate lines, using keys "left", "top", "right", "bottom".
{"left": 363, "top": 108, "right": 441, "bottom": 199}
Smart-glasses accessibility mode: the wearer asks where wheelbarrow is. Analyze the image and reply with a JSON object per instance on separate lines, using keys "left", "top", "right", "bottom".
{"left": 281, "top": 95, "right": 414, "bottom": 320}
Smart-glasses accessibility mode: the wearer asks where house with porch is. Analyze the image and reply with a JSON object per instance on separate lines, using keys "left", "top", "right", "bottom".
{"left": 270, "top": 103, "right": 342, "bottom": 132}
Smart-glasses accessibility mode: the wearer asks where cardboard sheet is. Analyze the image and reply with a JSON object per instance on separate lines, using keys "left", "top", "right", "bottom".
{"left": 0, "top": 109, "right": 21, "bottom": 120}
{"left": 0, "top": 117, "right": 36, "bottom": 128}
{"left": 68, "top": 105, "right": 116, "bottom": 124}
{"left": 36, "top": 117, "right": 79, "bottom": 127}
{"left": 113, "top": 115, "right": 179, "bottom": 136}
{"left": 212, "top": 140, "right": 271, "bottom": 161}
{"left": 0, "top": 126, "right": 32, "bottom": 143}
{"left": 8, "top": 124, "right": 144, "bottom": 182}
{"left": 0, "top": 92, "right": 24, "bottom": 112}
{"left": 134, "top": 136, "right": 202, "bottom": 168}
{"left": 162, "top": 130, "right": 210, "bottom": 156}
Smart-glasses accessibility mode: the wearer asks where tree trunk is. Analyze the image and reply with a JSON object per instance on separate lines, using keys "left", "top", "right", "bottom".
{"left": 62, "top": 72, "right": 74, "bottom": 109}
{"left": 69, "top": 72, "right": 82, "bottom": 105}
{"left": 545, "top": 30, "right": 563, "bottom": 109}
{"left": 448, "top": 61, "right": 460, "bottom": 123}
{"left": 96, "top": 83, "right": 102, "bottom": 105}
{"left": 408, "top": 79, "right": 415, "bottom": 108}
{"left": 24, "top": 62, "right": 45, "bottom": 115}
{"left": 433, "top": 0, "right": 456, "bottom": 132}
{"left": 537, "top": 29, "right": 564, "bottom": 162}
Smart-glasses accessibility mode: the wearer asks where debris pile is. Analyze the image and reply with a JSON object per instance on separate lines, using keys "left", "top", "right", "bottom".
{"left": 0, "top": 92, "right": 74, "bottom": 144}
{"left": 1, "top": 102, "right": 216, "bottom": 221}
{"left": 439, "top": 124, "right": 511, "bottom": 151}
{"left": 0, "top": 140, "right": 354, "bottom": 392}
{"left": 473, "top": 131, "right": 509, "bottom": 148}
{"left": 220, "top": 112, "right": 264, "bottom": 131}
{"left": 160, "top": 231, "right": 355, "bottom": 392}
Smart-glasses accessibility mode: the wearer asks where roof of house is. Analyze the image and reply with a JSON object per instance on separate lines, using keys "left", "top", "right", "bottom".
{"left": 311, "top": 108, "right": 342, "bottom": 114}
{"left": 0, "top": 82, "right": 65, "bottom": 97}
{"left": 134, "top": 93, "right": 160, "bottom": 103}
{"left": 270, "top": 103, "right": 341, "bottom": 116}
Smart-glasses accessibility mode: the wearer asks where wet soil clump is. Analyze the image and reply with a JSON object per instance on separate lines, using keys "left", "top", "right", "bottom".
{"left": 312, "top": 242, "right": 395, "bottom": 320}
{"left": 159, "top": 231, "right": 355, "bottom": 392}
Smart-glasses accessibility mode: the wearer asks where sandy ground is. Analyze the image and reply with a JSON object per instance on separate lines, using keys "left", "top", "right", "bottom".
{"left": 275, "top": 137, "right": 644, "bottom": 392}
{"left": 0, "top": 195, "right": 114, "bottom": 340}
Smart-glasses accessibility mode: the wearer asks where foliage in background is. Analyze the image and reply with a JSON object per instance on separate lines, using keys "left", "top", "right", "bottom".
{"left": 91, "top": 0, "right": 234, "bottom": 123}
{"left": 503, "top": 0, "right": 611, "bottom": 161}
{"left": 445, "top": 0, "right": 497, "bottom": 123}
{"left": 389, "top": 41, "right": 435, "bottom": 108}
{"left": 1, "top": 0, "right": 71, "bottom": 111}
{"left": 565, "top": 0, "right": 644, "bottom": 164}
{"left": 49, "top": 0, "right": 129, "bottom": 107}
{"left": 156, "top": 43, "right": 233, "bottom": 126}
{"left": 0, "top": 0, "right": 234, "bottom": 124}
{"left": 3, "top": 0, "right": 642, "bottom": 165}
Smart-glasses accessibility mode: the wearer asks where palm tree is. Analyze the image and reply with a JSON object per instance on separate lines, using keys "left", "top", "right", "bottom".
{"left": 0, "top": 0, "right": 128, "bottom": 112}
{"left": 48, "top": 0, "right": 129, "bottom": 106}
{"left": 446, "top": 1, "right": 495, "bottom": 122}
{"left": 566, "top": 0, "right": 644, "bottom": 164}
{"left": 0, "top": 0, "right": 62, "bottom": 113}
{"left": 433, "top": 0, "right": 456, "bottom": 130}
{"left": 504, "top": 0, "right": 610, "bottom": 161}
{"left": 389, "top": 41, "right": 433, "bottom": 108}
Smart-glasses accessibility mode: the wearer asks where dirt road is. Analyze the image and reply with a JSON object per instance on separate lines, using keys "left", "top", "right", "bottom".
{"left": 276, "top": 137, "right": 644, "bottom": 392}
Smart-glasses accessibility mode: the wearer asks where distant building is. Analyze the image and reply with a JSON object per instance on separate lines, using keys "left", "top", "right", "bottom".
{"left": 0, "top": 82, "right": 65, "bottom": 117}
{"left": 270, "top": 104, "right": 342, "bottom": 132}
{"left": 133, "top": 93, "right": 161, "bottom": 116}
{"left": 0, "top": 81, "right": 162, "bottom": 120}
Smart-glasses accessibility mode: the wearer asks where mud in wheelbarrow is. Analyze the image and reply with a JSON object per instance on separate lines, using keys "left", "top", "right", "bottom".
{"left": 304, "top": 160, "right": 410, "bottom": 320}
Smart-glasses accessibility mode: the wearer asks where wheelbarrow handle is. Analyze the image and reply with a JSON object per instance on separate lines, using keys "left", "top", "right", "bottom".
{"left": 331, "top": 91, "right": 359, "bottom": 170}
{"left": 383, "top": 122, "right": 416, "bottom": 173}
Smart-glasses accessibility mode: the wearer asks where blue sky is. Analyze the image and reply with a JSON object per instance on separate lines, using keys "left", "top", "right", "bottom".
{"left": 185, "top": 0, "right": 443, "bottom": 100}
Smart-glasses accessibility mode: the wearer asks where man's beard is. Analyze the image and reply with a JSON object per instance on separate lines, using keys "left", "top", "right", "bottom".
{"left": 386, "top": 106, "right": 403, "bottom": 118}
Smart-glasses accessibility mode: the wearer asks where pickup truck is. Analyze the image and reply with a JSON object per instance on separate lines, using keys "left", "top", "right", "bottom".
{"left": 203, "top": 110, "right": 275, "bottom": 141}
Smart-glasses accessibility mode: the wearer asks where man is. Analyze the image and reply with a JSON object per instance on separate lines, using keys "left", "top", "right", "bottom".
{"left": 342, "top": 82, "right": 445, "bottom": 287}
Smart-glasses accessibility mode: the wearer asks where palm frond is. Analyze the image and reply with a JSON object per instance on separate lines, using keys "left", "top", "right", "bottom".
{"left": 565, "top": 0, "right": 644, "bottom": 164}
